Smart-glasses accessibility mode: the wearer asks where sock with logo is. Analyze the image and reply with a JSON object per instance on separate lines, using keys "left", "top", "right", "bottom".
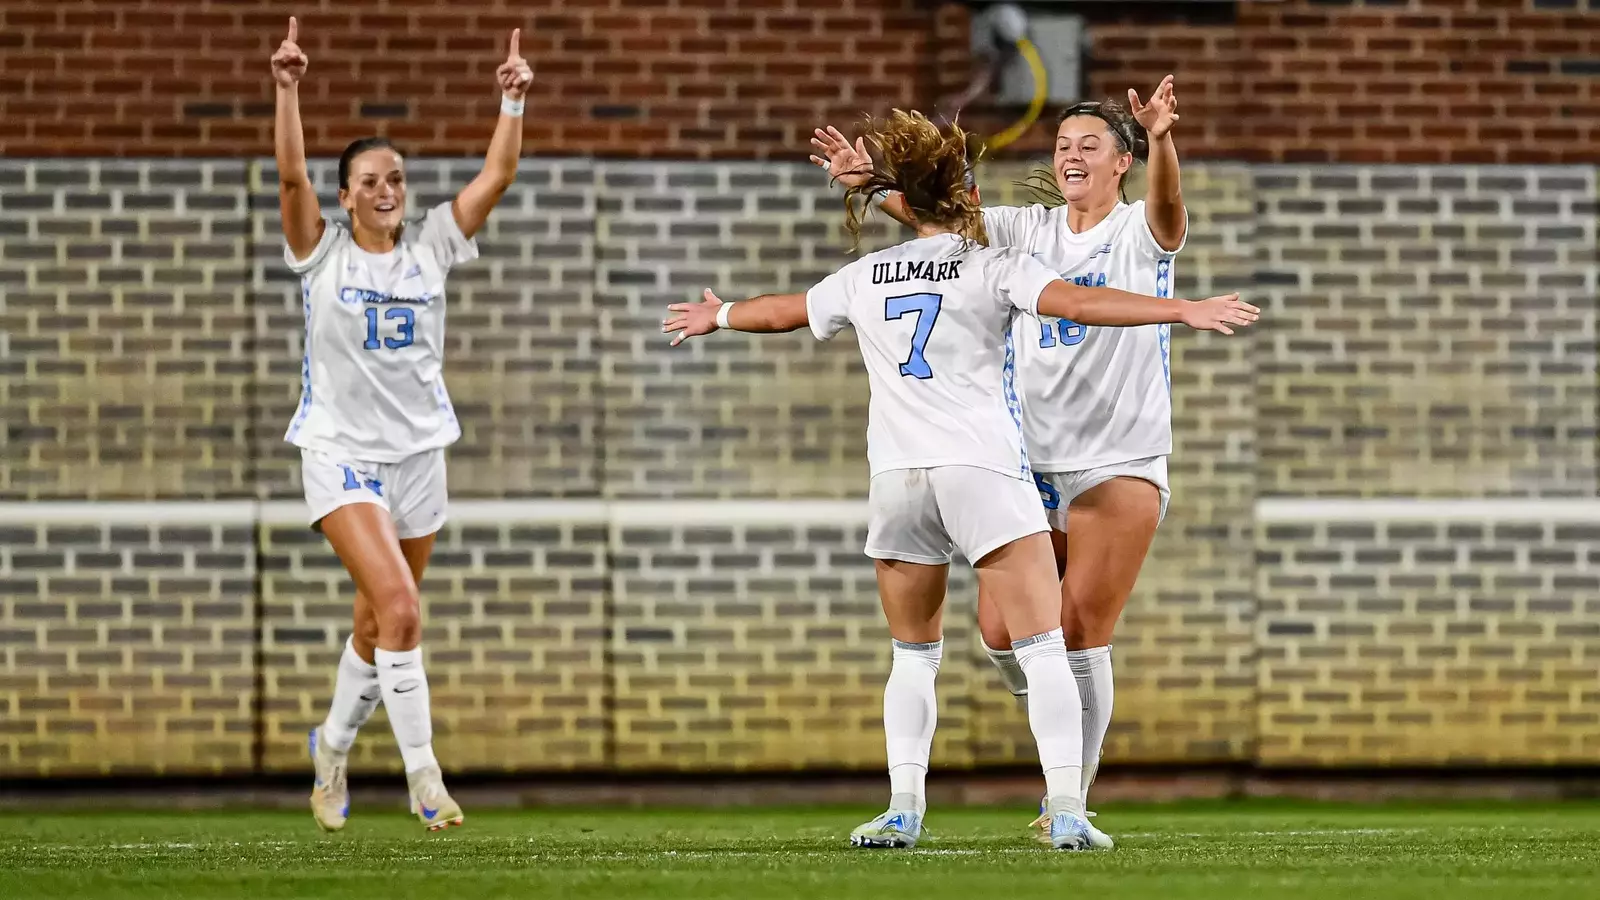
{"left": 320, "top": 637, "right": 382, "bottom": 753}
{"left": 374, "top": 646, "right": 437, "bottom": 773}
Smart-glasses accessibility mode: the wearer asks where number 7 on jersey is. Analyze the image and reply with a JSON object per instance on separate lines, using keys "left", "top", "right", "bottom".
{"left": 884, "top": 292, "right": 943, "bottom": 380}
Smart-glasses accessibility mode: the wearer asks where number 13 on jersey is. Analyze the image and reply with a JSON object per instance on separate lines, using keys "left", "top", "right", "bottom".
{"left": 363, "top": 306, "right": 416, "bottom": 350}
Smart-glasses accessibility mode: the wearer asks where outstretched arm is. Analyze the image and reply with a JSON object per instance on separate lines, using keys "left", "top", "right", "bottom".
{"left": 450, "top": 28, "right": 532, "bottom": 239}
{"left": 663, "top": 289, "right": 810, "bottom": 345}
{"left": 1130, "top": 75, "right": 1186, "bottom": 252}
{"left": 1037, "top": 282, "right": 1257, "bottom": 335}
{"left": 271, "top": 17, "right": 323, "bottom": 261}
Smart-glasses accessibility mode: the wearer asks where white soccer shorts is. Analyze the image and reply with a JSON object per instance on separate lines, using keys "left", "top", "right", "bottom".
{"left": 865, "top": 465, "right": 1050, "bottom": 566}
{"left": 1031, "top": 455, "right": 1170, "bottom": 533}
{"left": 300, "top": 447, "right": 448, "bottom": 540}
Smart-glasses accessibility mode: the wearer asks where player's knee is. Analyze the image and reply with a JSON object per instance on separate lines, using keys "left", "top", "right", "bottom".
{"left": 369, "top": 580, "right": 421, "bottom": 646}
{"left": 352, "top": 608, "right": 381, "bottom": 654}
{"left": 1063, "top": 602, "right": 1116, "bottom": 648}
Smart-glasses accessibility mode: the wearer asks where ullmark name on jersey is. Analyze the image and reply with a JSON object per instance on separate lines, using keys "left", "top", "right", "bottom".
{"left": 871, "top": 259, "right": 964, "bottom": 285}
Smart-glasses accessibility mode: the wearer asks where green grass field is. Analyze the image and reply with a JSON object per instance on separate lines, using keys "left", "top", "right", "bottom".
{"left": 3, "top": 801, "right": 1598, "bottom": 899}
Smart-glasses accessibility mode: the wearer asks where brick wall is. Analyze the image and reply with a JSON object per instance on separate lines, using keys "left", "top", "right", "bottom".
{"left": 0, "top": 0, "right": 945, "bottom": 159}
{"left": 2, "top": 157, "right": 1597, "bottom": 774}
{"left": 1044, "top": 0, "right": 1600, "bottom": 163}
{"left": 4, "top": 0, "right": 1595, "bottom": 163}
{"left": 1257, "top": 510, "right": 1600, "bottom": 765}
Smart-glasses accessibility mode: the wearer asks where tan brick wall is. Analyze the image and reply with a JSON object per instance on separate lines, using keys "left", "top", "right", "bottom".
{"left": 0, "top": 518, "right": 256, "bottom": 776}
{"left": 1253, "top": 166, "right": 1598, "bottom": 498}
{"left": 2, "top": 156, "right": 1597, "bottom": 775}
{"left": 1257, "top": 515, "right": 1600, "bottom": 765}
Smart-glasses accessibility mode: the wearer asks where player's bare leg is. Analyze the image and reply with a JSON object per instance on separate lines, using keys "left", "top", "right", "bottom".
{"left": 320, "top": 506, "right": 460, "bottom": 831}
{"left": 974, "top": 533, "right": 1111, "bottom": 850}
{"left": 308, "top": 533, "right": 439, "bottom": 831}
{"left": 1063, "top": 477, "right": 1159, "bottom": 795}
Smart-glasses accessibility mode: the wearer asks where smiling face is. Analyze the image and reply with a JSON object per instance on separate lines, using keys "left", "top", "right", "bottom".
{"left": 1052, "top": 114, "right": 1131, "bottom": 207}
{"left": 339, "top": 147, "right": 406, "bottom": 239}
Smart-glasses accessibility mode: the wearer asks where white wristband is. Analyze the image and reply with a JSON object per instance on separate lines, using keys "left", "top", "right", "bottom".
{"left": 715, "top": 302, "right": 734, "bottom": 330}
{"left": 501, "top": 94, "right": 525, "bottom": 118}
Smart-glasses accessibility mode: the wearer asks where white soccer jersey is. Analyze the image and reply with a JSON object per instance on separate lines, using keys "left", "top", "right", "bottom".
{"left": 283, "top": 202, "right": 477, "bottom": 462}
{"left": 806, "top": 233, "right": 1061, "bottom": 481}
{"left": 983, "top": 200, "right": 1186, "bottom": 471}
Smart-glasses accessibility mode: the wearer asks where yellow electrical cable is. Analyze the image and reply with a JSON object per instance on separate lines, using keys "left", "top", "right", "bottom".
{"left": 986, "top": 37, "right": 1048, "bottom": 152}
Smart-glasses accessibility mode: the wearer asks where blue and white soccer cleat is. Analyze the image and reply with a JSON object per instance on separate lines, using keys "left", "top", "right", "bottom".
{"left": 308, "top": 726, "right": 350, "bottom": 832}
{"left": 849, "top": 808, "right": 923, "bottom": 849}
{"left": 406, "top": 763, "right": 464, "bottom": 832}
{"left": 1037, "top": 798, "right": 1115, "bottom": 851}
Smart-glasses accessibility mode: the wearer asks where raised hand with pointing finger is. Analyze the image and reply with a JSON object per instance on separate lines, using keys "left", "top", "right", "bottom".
{"left": 496, "top": 28, "right": 533, "bottom": 101}
{"left": 270, "top": 16, "right": 307, "bottom": 88}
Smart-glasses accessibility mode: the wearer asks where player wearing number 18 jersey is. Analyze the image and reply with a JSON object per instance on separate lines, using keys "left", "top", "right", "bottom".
{"left": 667, "top": 111, "right": 1254, "bottom": 851}
{"left": 271, "top": 16, "right": 532, "bottom": 833}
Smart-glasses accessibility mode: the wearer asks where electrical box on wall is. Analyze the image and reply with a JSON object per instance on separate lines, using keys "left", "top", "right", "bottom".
{"left": 967, "top": 3, "right": 1085, "bottom": 107}
{"left": 995, "top": 14, "right": 1083, "bottom": 105}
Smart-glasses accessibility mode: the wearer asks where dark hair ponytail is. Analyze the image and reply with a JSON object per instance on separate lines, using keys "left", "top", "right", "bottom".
{"left": 1019, "top": 98, "right": 1147, "bottom": 208}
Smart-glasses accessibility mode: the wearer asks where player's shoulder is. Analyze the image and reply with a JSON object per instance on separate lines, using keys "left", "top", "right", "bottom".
{"left": 968, "top": 241, "right": 1052, "bottom": 273}
{"left": 287, "top": 218, "right": 352, "bottom": 276}
{"left": 985, "top": 201, "right": 1050, "bottom": 219}
{"left": 401, "top": 201, "right": 455, "bottom": 241}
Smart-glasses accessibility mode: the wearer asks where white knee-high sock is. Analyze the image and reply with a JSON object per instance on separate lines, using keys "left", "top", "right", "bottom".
{"left": 374, "top": 646, "right": 437, "bottom": 773}
{"left": 320, "top": 637, "right": 382, "bottom": 753}
{"left": 1068, "top": 645, "right": 1113, "bottom": 799}
{"left": 1014, "top": 628, "right": 1084, "bottom": 814}
{"left": 983, "top": 641, "right": 1028, "bottom": 696}
{"left": 883, "top": 638, "right": 942, "bottom": 813}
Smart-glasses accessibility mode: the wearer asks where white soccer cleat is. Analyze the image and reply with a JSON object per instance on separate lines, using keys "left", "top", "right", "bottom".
{"left": 308, "top": 727, "right": 350, "bottom": 832}
{"left": 849, "top": 808, "right": 923, "bottom": 849}
{"left": 406, "top": 763, "right": 464, "bottom": 832}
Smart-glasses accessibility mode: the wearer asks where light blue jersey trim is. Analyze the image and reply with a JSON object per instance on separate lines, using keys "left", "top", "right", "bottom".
{"left": 1155, "top": 259, "right": 1173, "bottom": 392}
{"left": 285, "top": 276, "right": 314, "bottom": 442}
{"left": 1002, "top": 329, "right": 1030, "bottom": 478}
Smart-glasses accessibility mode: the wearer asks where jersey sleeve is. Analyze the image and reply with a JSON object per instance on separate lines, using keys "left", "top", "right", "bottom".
{"left": 988, "top": 248, "right": 1062, "bottom": 317}
{"left": 412, "top": 201, "right": 480, "bottom": 272}
{"left": 283, "top": 219, "right": 343, "bottom": 275}
{"left": 804, "top": 269, "right": 853, "bottom": 341}
{"left": 981, "top": 204, "right": 1044, "bottom": 250}
{"left": 1129, "top": 198, "right": 1188, "bottom": 260}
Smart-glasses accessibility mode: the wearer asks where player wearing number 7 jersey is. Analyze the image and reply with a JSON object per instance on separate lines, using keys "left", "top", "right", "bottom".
{"left": 814, "top": 78, "right": 1204, "bottom": 831}
{"left": 665, "top": 110, "right": 1256, "bottom": 851}
{"left": 271, "top": 16, "right": 531, "bottom": 833}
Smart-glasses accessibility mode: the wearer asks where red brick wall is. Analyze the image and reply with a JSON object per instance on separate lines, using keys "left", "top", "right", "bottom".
{"left": 1, "top": 0, "right": 1594, "bottom": 162}
{"left": 0, "top": 0, "right": 945, "bottom": 158}
{"left": 1074, "top": 0, "right": 1600, "bottom": 164}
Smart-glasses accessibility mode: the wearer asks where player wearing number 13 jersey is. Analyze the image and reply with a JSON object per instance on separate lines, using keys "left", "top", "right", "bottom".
{"left": 667, "top": 111, "right": 1254, "bottom": 851}
{"left": 272, "top": 16, "right": 533, "bottom": 835}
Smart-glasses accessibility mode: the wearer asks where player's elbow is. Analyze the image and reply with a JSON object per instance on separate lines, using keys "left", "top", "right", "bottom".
{"left": 1043, "top": 283, "right": 1085, "bottom": 322}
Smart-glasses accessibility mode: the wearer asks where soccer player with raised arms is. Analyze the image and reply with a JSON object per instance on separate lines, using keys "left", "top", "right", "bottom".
{"left": 815, "top": 78, "right": 1196, "bottom": 828}
{"left": 270, "top": 16, "right": 530, "bottom": 832}
{"left": 665, "top": 110, "right": 1257, "bottom": 850}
